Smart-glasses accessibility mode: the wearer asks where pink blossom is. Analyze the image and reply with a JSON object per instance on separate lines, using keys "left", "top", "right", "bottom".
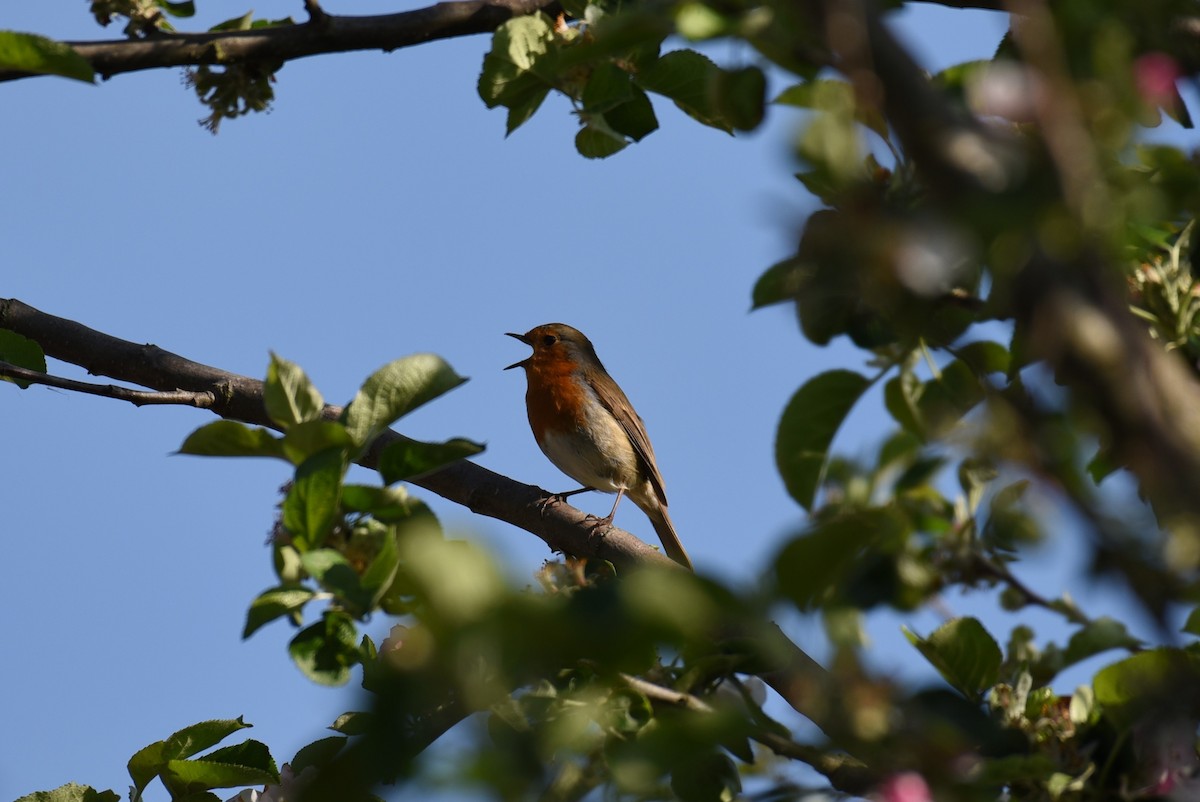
{"left": 873, "top": 772, "right": 933, "bottom": 802}
{"left": 1134, "top": 52, "right": 1181, "bottom": 108}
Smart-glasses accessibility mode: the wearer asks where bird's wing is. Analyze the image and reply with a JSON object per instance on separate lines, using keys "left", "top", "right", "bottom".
{"left": 588, "top": 374, "right": 668, "bottom": 506}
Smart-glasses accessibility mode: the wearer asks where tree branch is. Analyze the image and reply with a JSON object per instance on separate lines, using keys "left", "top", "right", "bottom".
{"left": 0, "top": 0, "right": 560, "bottom": 84}
{"left": 0, "top": 297, "right": 835, "bottom": 726}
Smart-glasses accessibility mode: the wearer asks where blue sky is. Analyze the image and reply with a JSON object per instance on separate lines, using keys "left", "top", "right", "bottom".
{"left": 3, "top": 3, "right": 1167, "bottom": 799}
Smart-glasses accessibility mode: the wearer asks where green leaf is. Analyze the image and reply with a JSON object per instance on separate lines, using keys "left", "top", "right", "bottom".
{"left": 750, "top": 256, "right": 808, "bottom": 309}
{"left": 1183, "top": 605, "right": 1200, "bottom": 636}
{"left": 605, "top": 85, "right": 659, "bottom": 141}
{"left": 576, "top": 118, "right": 629, "bottom": 158}
{"left": 341, "top": 354, "right": 468, "bottom": 448}
{"left": 281, "top": 419, "right": 355, "bottom": 465}
{"left": 341, "top": 484, "right": 421, "bottom": 521}
{"left": 0, "top": 31, "right": 94, "bottom": 83}
{"left": 711, "top": 65, "right": 765, "bottom": 131}
{"left": 282, "top": 448, "right": 346, "bottom": 550}
{"left": 289, "top": 611, "right": 360, "bottom": 686}
{"left": 477, "top": 13, "right": 557, "bottom": 134}
{"left": 582, "top": 62, "right": 635, "bottom": 112}
{"left": 330, "top": 711, "right": 373, "bottom": 735}
{"left": 504, "top": 84, "right": 551, "bottom": 135}
{"left": 128, "top": 718, "right": 252, "bottom": 795}
{"left": 775, "top": 509, "right": 899, "bottom": 610}
{"left": 0, "top": 328, "right": 47, "bottom": 388}
{"left": 243, "top": 586, "right": 316, "bottom": 638}
{"left": 637, "top": 49, "right": 744, "bottom": 132}
{"left": 265, "top": 353, "right": 324, "bottom": 429}
{"left": 177, "top": 420, "right": 288, "bottom": 460}
{"left": 361, "top": 529, "right": 401, "bottom": 608}
{"left": 775, "top": 370, "right": 870, "bottom": 510}
{"left": 15, "top": 785, "right": 120, "bottom": 802}
{"left": 209, "top": 12, "right": 254, "bottom": 31}
{"left": 674, "top": 2, "right": 729, "bottom": 40}
{"left": 1093, "top": 648, "right": 1200, "bottom": 728}
{"left": 905, "top": 617, "right": 1002, "bottom": 701}
{"left": 156, "top": 0, "right": 196, "bottom": 17}
{"left": 884, "top": 371, "right": 924, "bottom": 438}
{"left": 379, "top": 437, "right": 485, "bottom": 484}
{"left": 1061, "top": 617, "right": 1141, "bottom": 668}
{"left": 291, "top": 736, "right": 347, "bottom": 774}
{"left": 774, "top": 78, "right": 887, "bottom": 139}
{"left": 161, "top": 741, "right": 278, "bottom": 796}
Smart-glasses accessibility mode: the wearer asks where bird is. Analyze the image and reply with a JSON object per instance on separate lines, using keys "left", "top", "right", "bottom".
{"left": 505, "top": 323, "right": 693, "bottom": 570}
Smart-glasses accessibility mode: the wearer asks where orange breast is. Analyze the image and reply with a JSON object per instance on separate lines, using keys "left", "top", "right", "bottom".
{"left": 524, "top": 356, "right": 590, "bottom": 442}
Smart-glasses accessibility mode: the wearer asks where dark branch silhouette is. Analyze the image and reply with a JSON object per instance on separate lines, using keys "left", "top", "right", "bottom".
{"left": 0, "top": 0, "right": 560, "bottom": 83}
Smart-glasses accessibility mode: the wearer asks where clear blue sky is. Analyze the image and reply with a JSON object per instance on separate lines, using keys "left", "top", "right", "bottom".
{"left": 3, "top": 3, "right": 1165, "bottom": 800}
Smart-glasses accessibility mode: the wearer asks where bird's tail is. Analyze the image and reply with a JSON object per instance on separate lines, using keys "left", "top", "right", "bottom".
{"left": 642, "top": 501, "right": 693, "bottom": 571}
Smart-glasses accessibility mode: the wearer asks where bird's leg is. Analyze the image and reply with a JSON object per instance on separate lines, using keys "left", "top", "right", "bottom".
{"left": 537, "top": 486, "right": 595, "bottom": 515}
{"left": 588, "top": 489, "right": 626, "bottom": 533}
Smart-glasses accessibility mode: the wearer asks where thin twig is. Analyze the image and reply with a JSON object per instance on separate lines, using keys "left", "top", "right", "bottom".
{"left": 0, "top": 359, "right": 216, "bottom": 408}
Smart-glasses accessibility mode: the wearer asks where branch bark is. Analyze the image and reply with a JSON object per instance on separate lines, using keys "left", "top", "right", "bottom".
{"left": 0, "top": 0, "right": 560, "bottom": 83}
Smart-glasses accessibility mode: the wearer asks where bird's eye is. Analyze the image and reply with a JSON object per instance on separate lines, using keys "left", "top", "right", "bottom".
{"left": 541, "top": 334, "right": 557, "bottom": 347}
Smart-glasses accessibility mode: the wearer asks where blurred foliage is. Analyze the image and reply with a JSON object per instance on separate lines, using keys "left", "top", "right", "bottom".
{"left": 13, "top": 0, "right": 1200, "bottom": 801}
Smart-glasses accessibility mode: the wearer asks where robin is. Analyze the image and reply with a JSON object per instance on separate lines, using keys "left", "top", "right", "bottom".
{"left": 505, "top": 323, "right": 693, "bottom": 570}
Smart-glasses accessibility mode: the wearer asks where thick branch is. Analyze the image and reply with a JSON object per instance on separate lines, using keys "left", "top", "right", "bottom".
{"left": 0, "top": 297, "right": 670, "bottom": 571}
{"left": 0, "top": 0, "right": 559, "bottom": 83}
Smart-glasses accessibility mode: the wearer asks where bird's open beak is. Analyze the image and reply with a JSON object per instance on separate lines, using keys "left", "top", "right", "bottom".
{"left": 504, "top": 332, "right": 530, "bottom": 370}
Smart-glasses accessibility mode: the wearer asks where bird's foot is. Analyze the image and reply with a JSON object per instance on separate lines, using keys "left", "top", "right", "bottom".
{"left": 537, "top": 487, "right": 595, "bottom": 516}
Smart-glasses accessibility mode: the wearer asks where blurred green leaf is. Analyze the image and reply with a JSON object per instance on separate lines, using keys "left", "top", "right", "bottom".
{"left": 243, "top": 586, "right": 316, "bottom": 639}
{"left": 209, "top": 11, "right": 254, "bottom": 31}
{"left": 1061, "top": 617, "right": 1141, "bottom": 668}
{"left": 776, "top": 509, "right": 900, "bottom": 610}
{"left": 282, "top": 448, "right": 346, "bottom": 550}
{"left": 265, "top": 353, "right": 324, "bottom": 430}
{"left": 1093, "top": 648, "right": 1200, "bottom": 728}
{"left": 1183, "top": 606, "right": 1200, "bottom": 636}
{"left": 670, "top": 750, "right": 741, "bottom": 802}
{"left": 884, "top": 370, "right": 924, "bottom": 437}
{"left": 774, "top": 79, "right": 888, "bottom": 138}
{"left": 0, "top": 328, "right": 47, "bottom": 388}
{"left": 342, "top": 354, "right": 468, "bottom": 449}
{"left": 0, "top": 31, "right": 94, "bottom": 83}
{"left": 156, "top": 0, "right": 196, "bottom": 17}
{"left": 178, "top": 420, "right": 288, "bottom": 460}
{"left": 905, "top": 617, "right": 1002, "bottom": 701}
{"left": 775, "top": 370, "right": 870, "bottom": 510}
{"left": 290, "top": 611, "right": 361, "bottom": 686}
